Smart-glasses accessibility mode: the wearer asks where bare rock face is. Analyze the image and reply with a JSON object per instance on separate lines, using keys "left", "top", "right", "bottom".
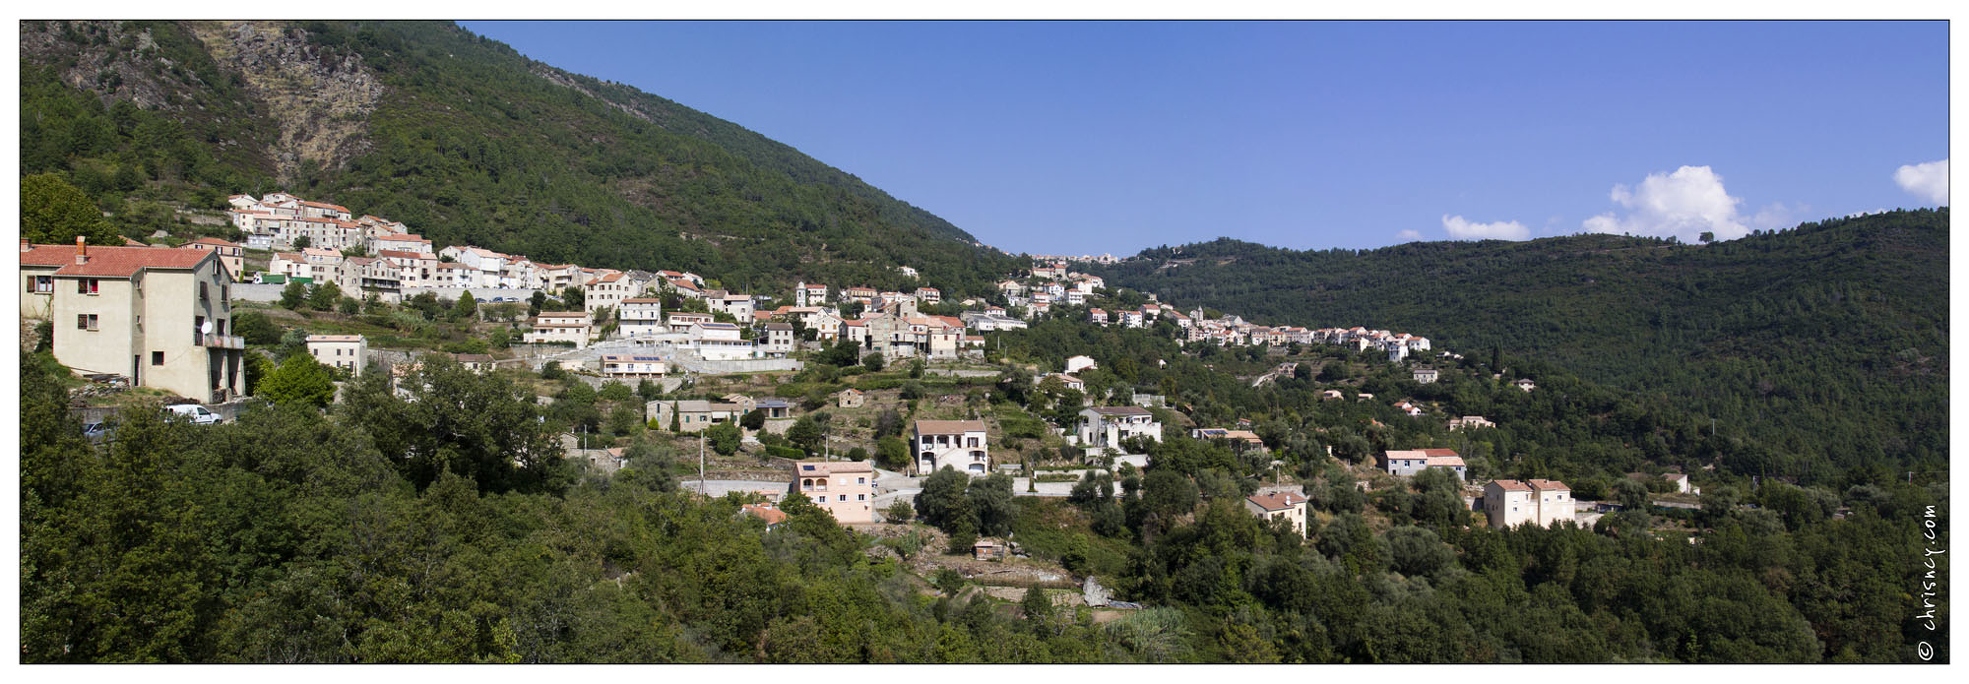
{"left": 189, "top": 21, "right": 385, "bottom": 186}
{"left": 20, "top": 21, "right": 186, "bottom": 111}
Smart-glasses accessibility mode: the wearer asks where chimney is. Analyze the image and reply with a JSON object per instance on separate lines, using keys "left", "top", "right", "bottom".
{"left": 20, "top": 237, "right": 30, "bottom": 253}
{"left": 75, "top": 236, "right": 87, "bottom": 265}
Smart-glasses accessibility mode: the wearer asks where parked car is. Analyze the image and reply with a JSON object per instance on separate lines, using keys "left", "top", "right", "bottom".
{"left": 82, "top": 421, "right": 112, "bottom": 441}
{"left": 163, "top": 404, "right": 222, "bottom": 425}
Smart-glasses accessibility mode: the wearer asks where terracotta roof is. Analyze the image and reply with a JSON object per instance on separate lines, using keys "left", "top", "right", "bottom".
{"left": 46, "top": 245, "right": 213, "bottom": 277}
{"left": 186, "top": 237, "right": 239, "bottom": 247}
{"left": 1527, "top": 479, "right": 1570, "bottom": 492}
{"left": 377, "top": 249, "right": 428, "bottom": 259}
{"left": 622, "top": 298, "right": 663, "bottom": 304}
{"left": 1490, "top": 480, "right": 1533, "bottom": 492}
{"left": 1247, "top": 491, "right": 1308, "bottom": 512}
{"left": 914, "top": 420, "right": 987, "bottom": 434}
{"left": 306, "top": 334, "right": 363, "bottom": 342}
{"left": 741, "top": 504, "right": 788, "bottom": 525}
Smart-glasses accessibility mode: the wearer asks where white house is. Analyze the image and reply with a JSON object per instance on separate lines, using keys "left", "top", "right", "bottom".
{"left": 306, "top": 334, "right": 368, "bottom": 376}
{"left": 1065, "top": 355, "right": 1097, "bottom": 375}
{"left": 913, "top": 420, "right": 990, "bottom": 476}
{"left": 1383, "top": 449, "right": 1467, "bottom": 480}
{"left": 1075, "top": 406, "right": 1163, "bottom": 451}
{"left": 524, "top": 311, "right": 592, "bottom": 348}
{"left": 618, "top": 298, "right": 666, "bottom": 337}
{"left": 691, "top": 321, "right": 754, "bottom": 360}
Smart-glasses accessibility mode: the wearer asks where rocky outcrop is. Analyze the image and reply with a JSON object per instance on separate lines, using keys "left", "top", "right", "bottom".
{"left": 20, "top": 21, "right": 191, "bottom": 111}
{"left": 189, "top": 21, "right": 385, "bottom": 185}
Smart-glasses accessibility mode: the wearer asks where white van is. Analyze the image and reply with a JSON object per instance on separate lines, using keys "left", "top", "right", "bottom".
{"left": 164, "top": 404, "right": 222, "bottom": 425}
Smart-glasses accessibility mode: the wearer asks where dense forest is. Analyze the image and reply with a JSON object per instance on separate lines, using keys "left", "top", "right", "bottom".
{"left": 1087, "top": 210, "right": 1949, "bottom": 482}
{"left": 21, "top": 325, "right": 1949, "bottom": 662}
{"left": 19, "top": 20, "right": 1025, "bottom": 296}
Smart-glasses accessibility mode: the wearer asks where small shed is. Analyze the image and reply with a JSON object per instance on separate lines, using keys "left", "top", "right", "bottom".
{"left": 973, "top": 540, "right": 1007, "bottom": 561}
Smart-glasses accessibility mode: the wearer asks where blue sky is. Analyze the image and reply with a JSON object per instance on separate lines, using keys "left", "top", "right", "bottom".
{"left": 460, "top": 20, "right": 1948, "bottom": 256}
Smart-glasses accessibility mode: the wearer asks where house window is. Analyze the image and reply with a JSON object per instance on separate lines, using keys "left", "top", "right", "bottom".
{"left": 837, "top": 495, "right": 847, "bottom": 502}
{"left": 77, "top": 278, "right": 99, "bottom": 295}
{"left": 857, "top": 477, "right": 866, "bottom": 484}
{"left": 152, "top": 351, "right": 164, "bottom": 365}
{"left": 857, "top": 494, "right": 866, "bottom": 501}
{"left": 29, "top": 275, "right": 52, "bottom": 293}
{"left": 77, "top": 314, "right": 98, "bottom": 331}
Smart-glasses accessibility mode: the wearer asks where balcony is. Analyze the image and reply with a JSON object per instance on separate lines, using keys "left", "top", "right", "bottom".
{"left": 196, "top": 334, "right": 246, "bottom": 349}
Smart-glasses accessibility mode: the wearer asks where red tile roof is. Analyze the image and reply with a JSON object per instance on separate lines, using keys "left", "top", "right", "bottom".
{"left": 1247, "top": 491, "right": 1308, "bottom": 512}
{"left": 25, "top": 244, "right": 214, "bottom": 277}
{"left": 186, "top": 237, "right": 239, "bottom": 247}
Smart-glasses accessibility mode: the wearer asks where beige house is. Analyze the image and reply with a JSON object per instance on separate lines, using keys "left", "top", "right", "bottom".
{"left": 793, "top": 460, "right": 878, "bottom": 524}
{"left": 760, "top": 322, "right": 795, "bottom": 357}
{"left": 1448, "top": 415, "right": 1495, "bottom": 431}
{"left": 1245, "top": 491, "right": 1309, "bottom": 537}
{"left": 23, "top": 239, "right": 245, "bottom": 403}
{"left": 306, "top": 334, "right": 368, "bottom": 376}
{"left": 913, "top": 419, "right": 990, "bottom": 476}
{"left": 658, "top": 399, "right": 742, "bottom": 433}
{"left": 836, "top": 388, "right": 866, "bottom": 408}
{"left": 182, "top": 237, "right": 245, "bottom": 281}
{"left": 1413, "top": 367, "right": 1439, "bottom": 384}
{"left": 1485, "top": 479, "right": 1575, "bottom": 528}
{"left": 524, "top": 311, "right": 592, "bottom": 348}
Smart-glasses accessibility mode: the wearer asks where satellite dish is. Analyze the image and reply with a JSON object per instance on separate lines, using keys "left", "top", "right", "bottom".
{"left": 201, "top": 320, "right": 214, "bottom": 335}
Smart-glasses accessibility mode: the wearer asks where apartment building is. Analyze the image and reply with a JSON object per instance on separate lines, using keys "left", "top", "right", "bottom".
{"left": 22, "top": 238, "right": 245, "bottom": 403}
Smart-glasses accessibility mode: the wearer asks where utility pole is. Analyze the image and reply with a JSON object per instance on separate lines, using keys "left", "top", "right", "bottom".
{"left": 699, "top": 432, "right": 706, "bottom": 496}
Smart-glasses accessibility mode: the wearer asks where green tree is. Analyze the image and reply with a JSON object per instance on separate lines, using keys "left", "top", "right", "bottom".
{"left": 278, "top": 281, "right": 307, "bottom": 310}
{"left": 22, "top": 173, "right": 120, "bottom": 246}
{"left": 862, "top": 353, "right": 885, "bottom": 372}
{"left": 452, "top": 290, "right": 478, "bottom": 320}
{"left": 255, "top": 353, "right": 336, "bottom": 408}
{"left": 340, "top": 354, "right": 565, "bottom": 494}
{"left": 876, "top": 436, "right": 910, "bottom": 469}
{"left": 306, "top": 281, "right": 342, "bottom": 311}
{"left": 914, "top": 467, "right": 976, "bottom": 534}
{"left": 231, "top": 310, "right": 282, "bottom": 345}
{"left": 786, "top": 415, "right": 825, "bottom": 455}
{"left": 705, "top": 420, "right": 741, "bottom": 456}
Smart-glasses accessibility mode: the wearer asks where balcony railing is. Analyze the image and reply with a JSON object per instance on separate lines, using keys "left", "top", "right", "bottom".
{"left": 196, "top": 334, "right": 245, "bottom": 349}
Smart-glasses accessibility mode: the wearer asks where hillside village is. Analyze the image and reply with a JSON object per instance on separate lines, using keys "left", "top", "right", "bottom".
{"left": 18, "top": 19, "right": 1935, "bottom": 665}
{"left": 23, "top": 190, "right": 1683, "bottom": 554}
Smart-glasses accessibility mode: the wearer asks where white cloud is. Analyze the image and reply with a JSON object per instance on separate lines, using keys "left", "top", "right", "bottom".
{"left": 1395, "top": 229, "right": 1423, "bottom": 242}
{"left": 1581, "top": 165, "right": 1749, "bottom": 243}
{"left": 1441, "top": 214, "right": 1529, "bottom": 241}
{"left": 1893, "top": 159, "right": 1947, "bottom": 205}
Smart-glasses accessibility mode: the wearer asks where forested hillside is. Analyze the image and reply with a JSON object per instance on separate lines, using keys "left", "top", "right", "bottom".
{"left": 1089, "top": 209, "right": 1949, "bottom": 480}
{"left": 19, "top": 20, "right": 1022, "bottom": 295}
